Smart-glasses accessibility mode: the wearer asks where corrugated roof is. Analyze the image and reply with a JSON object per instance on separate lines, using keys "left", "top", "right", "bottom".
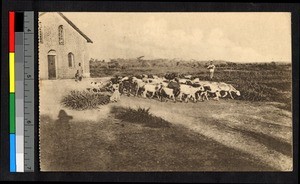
{"left": 39, "top": 12, "right": 93, "bottom": 43}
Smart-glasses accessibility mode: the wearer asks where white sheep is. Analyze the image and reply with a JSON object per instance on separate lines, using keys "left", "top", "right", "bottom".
{"left": 142, "top": 83, "right": 161, "bottom": 98}
{"left": 178, "top": 84, "right": 204, "bottom": 102}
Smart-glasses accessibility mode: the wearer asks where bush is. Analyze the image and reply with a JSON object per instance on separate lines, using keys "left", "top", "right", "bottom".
{"left": 112, "top": 107, "right": 171, "bottom": 128}
{"left": 61, "top": 90, "right": 110, "bottom": 110}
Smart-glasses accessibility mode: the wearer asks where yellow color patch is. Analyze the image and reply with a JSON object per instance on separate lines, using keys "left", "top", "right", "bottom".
{"left": 9, "top": 52, "right": 15, "bottom": 93}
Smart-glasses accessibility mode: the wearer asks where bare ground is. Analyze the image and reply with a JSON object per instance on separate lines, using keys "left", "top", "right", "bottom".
{"left": 39, "top": 78, "right": 292, "bottom": 171}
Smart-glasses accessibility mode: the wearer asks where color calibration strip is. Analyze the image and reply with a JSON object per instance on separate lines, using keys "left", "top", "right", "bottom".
{"left": 9, "top": 11, "right": 16, "bottom": 172}
{"left": 9, "top": 11, "right": 35, "bottom": 172}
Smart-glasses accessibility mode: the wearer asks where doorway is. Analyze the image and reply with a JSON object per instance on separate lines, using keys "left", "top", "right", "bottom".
{"left": 47, "top": 50, "right": 56, "bottom": 79}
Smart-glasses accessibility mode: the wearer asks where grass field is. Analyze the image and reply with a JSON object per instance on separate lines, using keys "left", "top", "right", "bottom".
{"left": 39, "top": 60, "right": 293, "bottom": 171}
{"left": 39, "top": 77, "right": 292, "bottom": 171}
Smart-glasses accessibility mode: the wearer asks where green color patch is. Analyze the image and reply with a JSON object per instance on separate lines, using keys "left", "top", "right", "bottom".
{"left": 10, "top": 93, "right": 15, "bottom": 133}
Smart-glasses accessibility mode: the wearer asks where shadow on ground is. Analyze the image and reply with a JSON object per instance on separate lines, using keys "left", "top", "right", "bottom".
{"left": 39, "top": 108, "right": 276, "bottom": 172}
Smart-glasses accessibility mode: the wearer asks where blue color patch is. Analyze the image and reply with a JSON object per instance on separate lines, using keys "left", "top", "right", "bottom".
{"left": 10, "top": 134, "right": 16, "bottom": 172}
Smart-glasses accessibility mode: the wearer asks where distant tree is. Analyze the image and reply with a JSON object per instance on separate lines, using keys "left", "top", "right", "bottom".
{"left": 137, "top": 56, "right": 145, "bottom": 62}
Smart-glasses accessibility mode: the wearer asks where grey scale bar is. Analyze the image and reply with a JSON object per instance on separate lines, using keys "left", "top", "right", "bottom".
{"left": 23, "top": 11, "right": 34, "bottom": 172}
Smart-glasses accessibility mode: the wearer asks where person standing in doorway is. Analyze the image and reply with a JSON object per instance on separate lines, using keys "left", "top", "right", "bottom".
{"left": 207, "top": 61, "right": 216, "bottom": 80}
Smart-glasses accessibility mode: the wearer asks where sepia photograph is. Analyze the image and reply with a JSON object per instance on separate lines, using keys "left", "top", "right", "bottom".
{"left": 38, "top": 12, "right": 292, "bottom": 172}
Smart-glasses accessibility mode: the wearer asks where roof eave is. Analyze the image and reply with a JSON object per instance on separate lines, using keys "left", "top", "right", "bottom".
{"left": 58, "top": 12, "right": 93, "bottom": 43}
{"left": 39, "top": 12, "right": 93, "bottom": 43}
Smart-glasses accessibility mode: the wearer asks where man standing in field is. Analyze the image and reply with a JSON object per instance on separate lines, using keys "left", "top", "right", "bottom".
{"left": 207, "top": 61, "right": 216, "bottom": 80}
{"left": 75, "top": 63, "right": 84, "bottom": 82}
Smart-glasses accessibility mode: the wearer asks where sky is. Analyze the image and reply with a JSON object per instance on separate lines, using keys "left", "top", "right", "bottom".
{"left": 61, "top": 12, "right": 291, "bottom": 63}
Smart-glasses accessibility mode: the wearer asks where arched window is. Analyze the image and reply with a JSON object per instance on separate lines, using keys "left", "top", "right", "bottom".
{"left": 58, "top": 25, "right": 64, "bottom": 45}
{"left": 38, "top": 21, "right": 43, "bottom": 43}
{"left": 68, "top": 52, "right": 74, "bottom": 67}
{"left": 48, "top": 50, "right": 56, "bottom": 55}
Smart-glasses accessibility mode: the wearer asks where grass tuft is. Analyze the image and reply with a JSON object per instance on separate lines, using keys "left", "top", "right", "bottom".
{"left": 61, "top": 90, "right": 110, "bottom": 110}
{"left": 112, "top": 106, "right": 171, "bottom": 128}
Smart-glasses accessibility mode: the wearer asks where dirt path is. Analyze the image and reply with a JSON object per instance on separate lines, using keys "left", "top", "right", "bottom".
{"left": 114, "top": 96, "right": 292, "bottom": 171}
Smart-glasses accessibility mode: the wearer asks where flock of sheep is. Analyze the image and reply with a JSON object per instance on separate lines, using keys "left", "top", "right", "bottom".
{"left": 89, "top": 74, "right": 241, "bottom": 103}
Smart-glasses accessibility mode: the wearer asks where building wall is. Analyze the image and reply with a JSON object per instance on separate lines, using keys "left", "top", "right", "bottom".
{"left": 39, "top": 13, "right": 90, "bottom": 80}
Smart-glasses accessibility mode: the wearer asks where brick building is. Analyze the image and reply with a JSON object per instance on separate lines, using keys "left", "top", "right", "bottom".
{"left": 39, "top": 12, "right": 93, "bottom": 79}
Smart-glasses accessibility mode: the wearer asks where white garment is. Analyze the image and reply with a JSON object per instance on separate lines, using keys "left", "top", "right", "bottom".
{"left": 207, "top": 64, "right": 215, "bottom": 72}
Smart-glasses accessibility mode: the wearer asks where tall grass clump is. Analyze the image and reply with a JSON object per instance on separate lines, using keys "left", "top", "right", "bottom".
{"left": 61, "top": 90, "right": 110, "bottom": 110}
{"left": 112, "top": 107, "right": 171, "bottom": 128}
